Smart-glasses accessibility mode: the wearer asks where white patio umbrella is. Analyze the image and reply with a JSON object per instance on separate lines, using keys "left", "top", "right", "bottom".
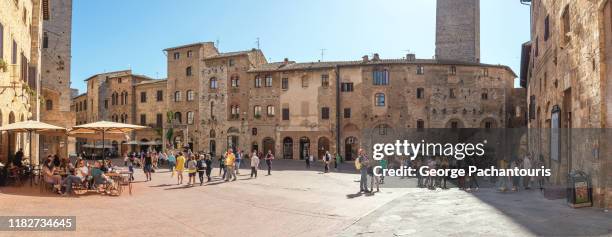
{"left": 0, "top": 120, "right": 66, "bottom": 185}
{"left": 69, "top": 121, "right": 146, "bottom": 160}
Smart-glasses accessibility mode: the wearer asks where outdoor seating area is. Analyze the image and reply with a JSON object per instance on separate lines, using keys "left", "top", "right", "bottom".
{"left": 0, "top": 120, "right": 145, "bottom": 198}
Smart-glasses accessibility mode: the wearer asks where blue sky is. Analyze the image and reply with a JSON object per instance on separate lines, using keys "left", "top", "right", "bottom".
{"left": 71, "top": 0, "right": 530, "bottom": 93}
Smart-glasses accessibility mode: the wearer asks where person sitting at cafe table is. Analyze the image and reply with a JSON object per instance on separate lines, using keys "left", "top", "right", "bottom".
{"left": 61, "top": 159, "right": 88, "bottom": 196}
{"left": 42, "top": 157, "right": 62, "bottom": 194}
{"left": 92, "top": 160, "right": 115, "bottom": 194}
{"left": 59, "top": 157, "right": 74, "bottom": 174}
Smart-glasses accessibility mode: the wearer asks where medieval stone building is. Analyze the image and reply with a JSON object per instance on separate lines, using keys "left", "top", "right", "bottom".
{"left": 521, "top": 0, "right": 612, "bottom": 208}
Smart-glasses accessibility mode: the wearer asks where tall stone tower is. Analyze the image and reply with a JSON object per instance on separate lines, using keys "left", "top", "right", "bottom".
{"left": 435, "top": 0, "right": 480, "bottom": 63}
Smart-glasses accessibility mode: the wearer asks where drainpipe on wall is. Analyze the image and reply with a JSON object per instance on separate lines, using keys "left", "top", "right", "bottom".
{"left": 335, "top": 65, "right": 341, "bottom": 156}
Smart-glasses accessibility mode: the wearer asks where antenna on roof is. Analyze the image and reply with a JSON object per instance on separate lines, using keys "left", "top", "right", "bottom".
{"left": 320, "top": 49, "right": 326, "bottom": 61}
{"left": 215, "top": 37, "right": 220, "bottom": 49}
{"left": 256, "top": 37, "right": 260, "bottom": 49}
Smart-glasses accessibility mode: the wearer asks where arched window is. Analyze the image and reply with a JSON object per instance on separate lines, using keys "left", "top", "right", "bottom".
{"left": 187, "top": 111, "right": 194, "bottom": 124}
{"left": 231, "top": 75, "right": 239, "bottom": 87}
{"left": 209, "top": 129, "right": 216, "bottom": 138}
{"left": 210, "top": 77, "right": 218, "bottom": 89}
{"left": 186, "top": 66, "right": 192, "bottom": 76}
{"left": 186, "top": 90, "right": 194, "bottom": 101}
{"left": 174, "top": 91, "right": 181, "bottom": 102}
{"left": 375, "top": 93, "right": 386, "bottom": 106}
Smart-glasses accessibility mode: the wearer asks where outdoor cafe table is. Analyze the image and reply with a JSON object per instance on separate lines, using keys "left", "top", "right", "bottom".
{"left": 105, "top": 171, "right": 132, "bottom": 195}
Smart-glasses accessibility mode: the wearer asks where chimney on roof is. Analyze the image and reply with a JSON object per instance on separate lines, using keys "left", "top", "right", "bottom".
{"left": 283, "top": 58, "right": 289, "bottom": 64}
{"left": 373, "top": 53, "right": 380, "bottom": 61}
{"left": 406, "top": 53, "right": 416, "bottom": 61}
{"left": 362, "top": 55, "right": 369, "bottom": 63}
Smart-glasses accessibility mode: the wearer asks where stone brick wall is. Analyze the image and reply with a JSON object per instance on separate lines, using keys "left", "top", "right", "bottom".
{"left": 435, "top": 0, "right": 480, "bottom": 62}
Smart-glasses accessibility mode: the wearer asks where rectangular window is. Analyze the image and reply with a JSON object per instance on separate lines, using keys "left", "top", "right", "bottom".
{"left": 173, "top": 52, "right": 180, "bottom": 60}
{"left": 140, "top": 92, "right": 147, "bottom": 103}
{"left": 282, "top": 77, "right": 288, "bottom": 90}
{"left": 373, "top": 70, "right": 389, "bottom": 85}
{"left": 254, "top": 76, "right": 262, "bottom": 88}
{"left": 265, "top": 75, "right": 272, "bottom": 87}
{"left": 344, "top": 108, "right": 351, "bottom": 118}
{"left": 544, "top": 15, "right": 550, "bottom": 41}
{"left": 449, "top": 89, "right": 456, "bottom": 99}
{"left": 186, "top": 66, "right": 192, "bottom": 76}
{"left": 341, "top": 82, "right": 354, "bottom": 92}
{"left": 140, "top": 114, "right": 146, "bottom": 125}
{"left": 156, "top": 90, "right": 163, "bottom": 101}
{"left": 187, "top": 50, "right": 193, "bottom": 58}
{"left": 416, "top": 65, "right": 424, "bottom": 75}
{"left": 282, "top": 108, "right": 290, "bottom": 120}
{"left": 229, "top": 59, "right": 235, "bottom": 66}
{"left": 321, "top": 74, "right": 329, "bottom": 88}
{"left": 156, "top": 113, "right": 163, "bottom": 128}
{"left": 267, "top": 106, "right": 275, "bottom": 116}
{"left": 449, "top": 66, "right": 456, "bottom": 75}
{"left": 104, "top": 99, "right": 108, "bottom": 109}
{"left": 321, "top": 107, "right": 330, "bottom": 120}
{"left": 417, "top": 88, "right": 424, "bottom": 99}
{"left": 301, "top": 77, "right": 308, "bottom": 88}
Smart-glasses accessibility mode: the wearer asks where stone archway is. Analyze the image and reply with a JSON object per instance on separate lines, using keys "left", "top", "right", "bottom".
{"left": 262, "top": 137, "right": 275, "bottom": 155}
{"left": 344, "top": 136, "right": 358, "bottom": 161}
{"left": 317, "top": 137, "right": 330, "bottom": 160}
{"left": 299, "top": 137, "right": 310, "bottom": 160}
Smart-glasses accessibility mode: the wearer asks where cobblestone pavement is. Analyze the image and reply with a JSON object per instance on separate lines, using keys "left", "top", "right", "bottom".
{"left": 339, "top": 178, "right": 612, "bottom": 237}
{"left": 0, "top": 161, "right": 408, "bottom": 237}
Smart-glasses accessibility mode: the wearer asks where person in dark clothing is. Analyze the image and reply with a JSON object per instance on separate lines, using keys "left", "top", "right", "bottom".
{"left": 204, "top": 154, "right": 213, "bottom": 182}
{"left": 13, "top": 149, "right": 24, "bottom": 167}
{"left": 196, "top": 155, "right": 206, "bottom": 185}
{"left": 305, "top": 155, "right": 311, "bottom": 169}
{"left": 264, "top": 150, "right": 274, "bottom": 175}
{"left": 143, "top": 152, "right": 153, "bottom": 181}
{"left": 52, "top": 154, "right": 61, "bottom": 168}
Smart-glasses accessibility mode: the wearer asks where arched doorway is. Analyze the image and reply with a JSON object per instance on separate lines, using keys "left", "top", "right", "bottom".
{"left": 227, "top": 127, "right": 239, "bottom": 151}
{"left": 299, "top": 137, "right": 310, "bottom": 160}
{"left": 317, "top": 137, "right": 330, "bottom": 160}
{"left": 345, "top": 136, "right": 358, "bottom": 161}
{"left": 209, "top": 140, "right": 216, "bottom": 157}
{"left": 445, "top": 119, "right": 464, "bottom": 129}
{"left": 262, "top": 137, "right": 274, "bottom": 155}
{"left": 283, "top": 137, "right": 293, "bottom": 159}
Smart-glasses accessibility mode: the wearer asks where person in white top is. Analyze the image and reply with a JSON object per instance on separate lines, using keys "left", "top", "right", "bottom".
{"left": 61, "top": 159, "right": 88, "bottom": 196}
{"left": 250, "top": 151, "right": 260, "bottom": 178}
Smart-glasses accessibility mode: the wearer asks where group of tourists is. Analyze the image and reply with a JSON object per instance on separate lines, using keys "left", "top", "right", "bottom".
{"left": 129, "top": 148, "right": 277, "bottom": 187}
{"left": 305, "top": 151, "right": 344, "bottom": 173}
